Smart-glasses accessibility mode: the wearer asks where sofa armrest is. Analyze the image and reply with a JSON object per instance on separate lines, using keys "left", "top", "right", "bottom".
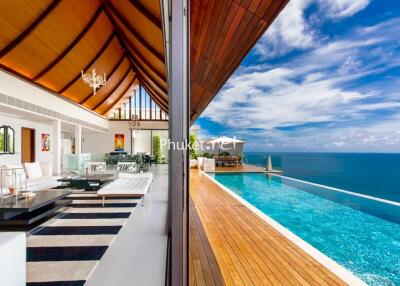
{"left": 0, "top": 232, "right": 26, "bottom": 286}
{"left": 40, "top": 162, "right": 53, "bottom": 177}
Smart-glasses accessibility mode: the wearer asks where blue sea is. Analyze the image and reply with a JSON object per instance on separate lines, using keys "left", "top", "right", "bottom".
{"left": 244, "top": 152, "right": 400, "bottom": 202}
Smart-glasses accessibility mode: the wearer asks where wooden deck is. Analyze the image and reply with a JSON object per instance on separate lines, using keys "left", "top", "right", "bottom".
{"left": 189, "top": 169, "right": 346, "bottom": 286}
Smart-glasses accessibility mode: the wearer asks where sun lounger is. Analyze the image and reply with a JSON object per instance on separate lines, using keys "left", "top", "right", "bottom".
{"left": 97, "top": 172, "right": 153, "bottom": 206}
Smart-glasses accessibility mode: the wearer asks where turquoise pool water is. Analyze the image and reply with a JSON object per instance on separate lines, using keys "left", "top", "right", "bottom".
{"left": 209, "top": 173, "right": 400, "bottom": 286}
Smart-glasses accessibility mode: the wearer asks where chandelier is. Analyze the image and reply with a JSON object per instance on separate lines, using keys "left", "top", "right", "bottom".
{"left": 81, "top": 67, "right": 106, "bottom": 95}
{"left": 129, "top": 114, "right": 141, "bottom": 130}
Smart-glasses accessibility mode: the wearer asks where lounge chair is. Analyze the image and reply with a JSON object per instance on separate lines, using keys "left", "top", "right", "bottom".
{"left": 97, "top": 172, "right": 153, "bottom": 206}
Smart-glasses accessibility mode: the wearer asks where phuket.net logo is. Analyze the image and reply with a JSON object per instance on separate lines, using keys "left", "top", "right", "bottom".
{"left": 160, "top": 137, "right": 239, "bottom": 151}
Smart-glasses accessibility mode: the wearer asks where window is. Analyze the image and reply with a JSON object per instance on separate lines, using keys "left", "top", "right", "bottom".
{"left": 0, "top": 125, "right": 15, "bottom": 154}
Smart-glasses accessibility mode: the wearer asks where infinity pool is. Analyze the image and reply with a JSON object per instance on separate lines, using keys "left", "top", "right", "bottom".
{"left": 208, "top": 173, "right": 400, "bottom": 286}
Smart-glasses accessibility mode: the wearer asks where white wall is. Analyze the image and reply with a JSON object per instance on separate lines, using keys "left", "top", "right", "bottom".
{"left": 0, "top": 70, "right": 109, "bottom": 130}
{"left": 133, "top": 130, "right": 151, "bottom": 154}
{"left": 83, "top": 121, "right": 132, "bottom": 155}
{"left": 82, "top": 121, "right": 168, "bottom": 157}
{"left": 0, "top": 115, "right": 53, "bottom": 165}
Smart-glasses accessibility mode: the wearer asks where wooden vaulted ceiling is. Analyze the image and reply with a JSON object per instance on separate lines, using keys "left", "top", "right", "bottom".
{"left": 0, "top": 0, "right": 168, "bottom": 115}
{"left": 0, "top": 0, "right": 287, "bottom": 120}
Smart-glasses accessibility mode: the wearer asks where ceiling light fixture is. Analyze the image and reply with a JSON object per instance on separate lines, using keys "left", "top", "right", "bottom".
{"left": 81, "top": 67, "right": 106, "bottom": 95}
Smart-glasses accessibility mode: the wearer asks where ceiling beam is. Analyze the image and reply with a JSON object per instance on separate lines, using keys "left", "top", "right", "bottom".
{"left": 130, "top": 57, "right": 168, "bottom": 95}
{"left": 80, "top": 54, "right": 126, "bottom": 104}
{"left": 127, "top": 0, "right": 162, "bottom": 29}
{"left": 0, "top": 0, "right": 61, "bottom": 58}
{"left": 141, "top": 80, "right": 168, "bottom": 113}
{"left": 121, "top": 33, "right": 167, "bottom": 86}
{"left": 57, "top": 32, "right": 116, "bottom": 94}
{"left": 33, "top": 5, "right": 104, "bottom": 81}
{"left": 101, "top": 76, "right": 137, "bottom": 114}
{"left": 103, "top": 0, "right": 164, "bottom": 63}
{"left": 92, "top": 68, "right": 133, "bottom": 110}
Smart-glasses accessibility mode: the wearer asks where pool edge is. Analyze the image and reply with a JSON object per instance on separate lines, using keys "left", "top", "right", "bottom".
{"left": 202, "top": 171, "right": 368, "bottom": 286}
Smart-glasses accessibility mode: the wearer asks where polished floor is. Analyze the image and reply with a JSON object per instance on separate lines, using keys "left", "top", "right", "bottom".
{"left": 85, "top": 165, "right": 168, "bottom": 286}
{"left": 189, "top": 169, "right": 346, "bottom": 286}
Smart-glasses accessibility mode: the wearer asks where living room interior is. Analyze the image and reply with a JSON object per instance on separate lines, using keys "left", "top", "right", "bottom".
{"left": 0, "top": 0, "right": 291, "bottom": 285}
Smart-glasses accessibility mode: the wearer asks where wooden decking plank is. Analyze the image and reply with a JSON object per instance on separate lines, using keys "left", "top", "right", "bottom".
{"left": 189, "top": 169, "right": 347, "bottom": 286}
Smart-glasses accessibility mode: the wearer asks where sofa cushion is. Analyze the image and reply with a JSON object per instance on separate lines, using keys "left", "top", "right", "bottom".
{"left": 24, "top": 162, "right": 43, "bottom": 179}
{"left": 39, "top": 162, "right": 53, "bottom": 177}
{"left": 26, "top": 176, "right": 60, "bottom": 191}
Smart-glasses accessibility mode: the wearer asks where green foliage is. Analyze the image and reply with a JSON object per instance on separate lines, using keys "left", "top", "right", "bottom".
{"left": 152, "top": 135, "right": 162, "bottom": 163}
{"left": 220, "top": 151, "right": 230, "bottom": 156}
{"left": 202, "top": 152, "right": 213, "bottom": 158}
{"left": 189, "top": 133, "right": 198, "bottom": 159}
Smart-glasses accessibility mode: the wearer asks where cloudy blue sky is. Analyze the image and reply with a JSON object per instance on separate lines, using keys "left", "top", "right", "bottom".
{"left": 196, "top": 0, "right": 400, "bottom": 152}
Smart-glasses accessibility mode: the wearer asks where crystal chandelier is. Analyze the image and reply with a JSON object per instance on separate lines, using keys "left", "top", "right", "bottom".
{"left": 81, "top": 67, "right": 106, "bottom": 95}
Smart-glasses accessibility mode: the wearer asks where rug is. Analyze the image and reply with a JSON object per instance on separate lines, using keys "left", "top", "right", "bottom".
{"left": 26, "top": 191, "right": 138, "bottom": 286}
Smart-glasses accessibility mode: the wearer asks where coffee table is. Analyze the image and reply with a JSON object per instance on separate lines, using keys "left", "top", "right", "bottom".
{"left": 58, "top": 174, "right": 116, "bottom": 191}
{"left": 0, "top": 190, "right": 71, "bottom": 227}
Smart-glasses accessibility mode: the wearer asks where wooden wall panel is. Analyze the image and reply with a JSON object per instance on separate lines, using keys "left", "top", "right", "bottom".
{"left": 189, "top": 0, "right": 288, "bottom": 121}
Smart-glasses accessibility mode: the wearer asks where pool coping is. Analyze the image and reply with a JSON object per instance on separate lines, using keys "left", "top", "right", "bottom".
{"left": 202, "top": 171, "right": 368, "bottom": 286}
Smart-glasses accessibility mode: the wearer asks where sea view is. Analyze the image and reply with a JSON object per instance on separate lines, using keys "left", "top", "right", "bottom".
{"left": 244, "top": 152, "right": 400, "bottom": 202}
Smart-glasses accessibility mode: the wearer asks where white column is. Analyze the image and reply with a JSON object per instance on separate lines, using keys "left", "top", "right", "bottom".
{"left": 74, "top": 125, "right": 82, "bottom": 155}
{"left": 52, "top": 119, "right": 61, "bottom": 175}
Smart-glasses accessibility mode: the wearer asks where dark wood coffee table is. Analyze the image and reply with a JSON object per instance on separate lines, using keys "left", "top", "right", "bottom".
{"left": 58, "top": 174, "right": 115, "bottom": 191}
{"left": 0, "top": 190, "right": 72, "bottom": 227}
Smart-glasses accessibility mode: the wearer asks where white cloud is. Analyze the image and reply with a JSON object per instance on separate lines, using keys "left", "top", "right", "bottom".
{"left": 255, "top": 0, "right": 371, "bottom": 58}
{"left": 201, "top": 16, "right": 400, "bottom": 151}
{"left": 255, "top": 0, "right": 315, "bottom": 58}
{"left": 318, "top": 0, "right": 370, "bottom": 19}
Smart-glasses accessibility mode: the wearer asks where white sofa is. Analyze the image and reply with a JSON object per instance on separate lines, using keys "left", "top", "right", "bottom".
{"left": 203, "top": 158, "right": 216, "bottom": 171}
{"left": 197, "top": 157, "right": 205, "bottom": 170}
{"left": 0, "top": 232, "right": 26, "bottom": 286}
{"left": 23, "top": 162, "right": 61, "bottom": 191}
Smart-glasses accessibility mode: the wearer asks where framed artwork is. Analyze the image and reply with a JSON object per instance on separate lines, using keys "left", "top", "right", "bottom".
{"left": 115, "top": 134, "right": 125, "bottom": 151}
{"left": 41, "top": 134, "right": 50, "bottom": 151}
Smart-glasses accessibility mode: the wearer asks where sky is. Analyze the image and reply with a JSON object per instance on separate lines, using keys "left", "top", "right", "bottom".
{"left": 196, "top": 0, "right": 400, "bottom": 152}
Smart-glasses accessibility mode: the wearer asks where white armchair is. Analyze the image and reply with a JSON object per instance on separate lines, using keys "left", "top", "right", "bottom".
{"left": 203, "top": 158, "right": 215, "bottom": 171}
{"left": 197, "top": 157, "right": 205, "bottom": 170}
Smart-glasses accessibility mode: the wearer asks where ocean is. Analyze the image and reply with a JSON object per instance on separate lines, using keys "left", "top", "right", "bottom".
{"left": 243, "top": 152, "right": 400, "bottom": 202}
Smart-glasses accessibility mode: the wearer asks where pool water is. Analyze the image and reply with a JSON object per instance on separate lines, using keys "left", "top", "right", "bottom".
{"left": 209, "top": 173, "right": 400, "bottom": 286}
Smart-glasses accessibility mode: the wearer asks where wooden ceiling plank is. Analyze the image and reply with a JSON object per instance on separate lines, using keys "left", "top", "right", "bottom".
{"left": 101, "top": 75, "right": 137, "bottom": 114}
{"left": 131, "top": 60, "right": 168, "bottom": 95}
{"left": 32, "top": 5, "right": 104, "bottom": 81}
{"left": 79, "top": 54, "right": 126, "bottom": 104}
{"left": 0, "top": 0, "right": 61, "bottom": 58}
{"left": 102, "top": 25, "right": 167, "bottom": 109}
{"left": 119, "top": 32, "right": 167, "bottom": 86}
{"left": 127, "top": 0, "right": 162, "bottom": 29}
{"left": 124, "top": 54, "right": 168, "bottom": 111}
{"left": 58, "top": 33, "right": 116, "bottom": 94}
{"left": 140, "top": 80, "right": 168, "bottom": 112}
{"left": 103, "top": 0, "right": 164, "bottom": 63}
{"left": 92, "top": 68, "right": 132, "bottom": 110}
{"left": 132, "top": 64, "right": 167, "bottom": 104}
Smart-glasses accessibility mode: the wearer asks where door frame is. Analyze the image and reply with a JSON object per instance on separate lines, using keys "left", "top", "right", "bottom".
{"left": 21, "top": 127, "right": 35, "bottom": 163}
